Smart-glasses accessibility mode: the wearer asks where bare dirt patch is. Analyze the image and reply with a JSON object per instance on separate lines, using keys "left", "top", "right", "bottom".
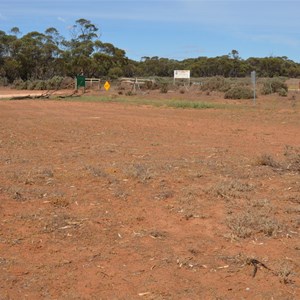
{"left": 0, "top": 89, "right": 299, "bottom": 299}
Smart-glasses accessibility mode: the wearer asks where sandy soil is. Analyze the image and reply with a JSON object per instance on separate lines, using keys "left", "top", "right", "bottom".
{"left": 0, "top": 87, "right": 299, "bottom": 299}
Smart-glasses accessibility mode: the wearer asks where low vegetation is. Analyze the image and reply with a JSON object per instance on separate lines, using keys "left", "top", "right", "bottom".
{"left": 12, "top": 76, "right": 73, "bottom": 90}
{"left": 261, "top": 77, "right": 288, "bottom": 95}
{"left": 256, "top": 147, "right": 300, "bottom": 172}
{"left": 200, "top": 76, "right": 231, "bottom": 92}
{"left": 210, "top": 180, "right": 254, "bottom": 199}
{"left": 57, "top": 95, "right": 224, "bottom": 110}
{"left": 227, "top": 209, "right": 282, "bottom": 238}
{"left": 224, "top": 86, "right": 253, "bottom": 99}
{"left": 6, "top": 75, "right": 291, "bottom": 101}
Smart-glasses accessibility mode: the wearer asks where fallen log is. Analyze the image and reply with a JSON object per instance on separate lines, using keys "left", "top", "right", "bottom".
{"left": 57, "top": 90, "right": 84, "bottom": 99}
{"left": 10, "top": 95, "right": 33, "bottom": 100}
{"left": 57, "top": 94, "right": 81, "bottom": 99}
{"left": 9, "top": 89, "right": 57, "bottom": 100}
{"left": 10, "top": 94, "right": 50, "bottom": 100}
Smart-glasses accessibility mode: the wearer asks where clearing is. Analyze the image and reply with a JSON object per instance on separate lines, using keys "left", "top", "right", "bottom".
{"left": 0, "top": 88, "right": 299, "bottom": 299}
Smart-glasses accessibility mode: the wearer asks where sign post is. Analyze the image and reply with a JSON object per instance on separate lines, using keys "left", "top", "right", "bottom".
{"left": 173, "top": 70, "right": 191, "bottom": 88}
{"left": 76, "top": 75, "right": 86, "bottom": 90}
{"left": 251, "top": 71, "right": 256, "bottom": 105}
{"left": 104, "top": 81, "right": 111, "bottom": 91}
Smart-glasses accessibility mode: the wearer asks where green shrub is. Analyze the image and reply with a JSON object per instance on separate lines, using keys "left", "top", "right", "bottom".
{"left": 261, "top": 85, "right": 272, "bottom": 95}
{"left": 13, "top": 79, "right": 27, "bottom": 90}
{"left": 34, "top": 80, "right": 47, "bottom": 90}
{"left": 201, "top": 76, "right": 231, "bottom": 92}
{"left": 278, "top": 88, "right": 288, "bottom": 97}
{"left": 0, "top": 77, "right": 8, "bottom": 86}
{"left": 12, "top": 77, "right": 70, "bottom": 90}
{"left": 261, "top": 78, "right": 288, "bottom": 95}
{"left": 159, "top": 82, "right": 169, "bottom": 93}
{"left": 142, "top": 80, "right": 155, "bottom": 90}
{"left": 125, "top": 91, "right": 136, "bottom": 96}
{"left": 46, "top": 76, "right": 64, "bottom": 90}
{"left": 224, "top": 86, "right": 253, "bottom": 99}
{"left": 27, "top": 80, "right": 37, "bottom": 90}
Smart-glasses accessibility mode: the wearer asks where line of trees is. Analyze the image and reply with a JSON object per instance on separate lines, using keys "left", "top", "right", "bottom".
{"left": 138, "top": 51, "right": 300, "bottom": 78}
{"left": 1, "top": 19, "right": 300, "bottom": 84}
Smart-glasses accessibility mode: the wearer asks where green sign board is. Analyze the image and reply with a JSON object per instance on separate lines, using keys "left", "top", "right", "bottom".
{"left": 76, "top": 75, "right": 86, "bottom": 88}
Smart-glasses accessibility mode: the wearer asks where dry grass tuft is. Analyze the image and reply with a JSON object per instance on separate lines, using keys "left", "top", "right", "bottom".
{"left": 256, "top": 154, "right": 281, "bottom": 169}
{"left": 284, "top": 145, "right": 300, "bottom": 172}
{"left": 276, "top": 262, "right": 294, "bottom": 284}
{"left": 256, "top": 147, "right": 300, "bottom": 173}
{"left": 154, "top": 189, "right": 174, "bottom": 200}
{"left": 210, "top": 180, "right": 254, "bottom": 200}
{"left": 227, "top": 208, "right": 282, "bottom": 239}
{"left": 124, "top": 163, "right": 154, "bottom": 182}
{"left": 85, "top": 165, "right": 107, "bottom": 178}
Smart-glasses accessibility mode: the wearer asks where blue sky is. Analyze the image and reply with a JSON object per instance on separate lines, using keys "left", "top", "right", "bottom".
{"left": 1, "top": 0, "right": 300, "bottom": 62}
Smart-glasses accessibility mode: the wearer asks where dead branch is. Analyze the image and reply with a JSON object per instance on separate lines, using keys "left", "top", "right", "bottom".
{"left": 57, "top": 90, "right": 80, "bottom": 99}
{"left": 247, "top": 258, "right": 271, "bottom": 278}
{"left": 9, "top": 89, "right": 57, "bottom": 100}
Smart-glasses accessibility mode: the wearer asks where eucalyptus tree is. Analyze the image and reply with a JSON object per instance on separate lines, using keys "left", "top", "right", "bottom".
{"left": 10, "top": 27, "right": 21, "bottom": 37}
{"left": 64, "top": 18, "right": 99, "bottom": 75}
{"left": 93, "top": 41, "right": 128, "bottom": 77}
{"left": 0, "top": 30, "right": 22, "bottom": 81}
{"left": 44, "top": 27, "right": 65, "bottom": 76}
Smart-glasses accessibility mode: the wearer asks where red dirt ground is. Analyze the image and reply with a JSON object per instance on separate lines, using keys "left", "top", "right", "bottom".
{"left": 0, "top": 87, "right": 299, "bottom": 299}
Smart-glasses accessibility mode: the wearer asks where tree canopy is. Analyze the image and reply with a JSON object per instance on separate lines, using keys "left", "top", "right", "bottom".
{"left": 1, "top": 19, "right": 300, "bottom": 83}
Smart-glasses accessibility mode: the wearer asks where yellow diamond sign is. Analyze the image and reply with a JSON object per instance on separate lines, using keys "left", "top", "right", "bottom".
{"left": 104, "top": 81, "right": 110, "bottom": 91}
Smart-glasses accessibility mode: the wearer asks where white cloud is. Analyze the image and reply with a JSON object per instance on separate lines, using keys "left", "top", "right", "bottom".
{"left": 57, "top": 17, "right": 66, "bottom": 23}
